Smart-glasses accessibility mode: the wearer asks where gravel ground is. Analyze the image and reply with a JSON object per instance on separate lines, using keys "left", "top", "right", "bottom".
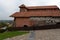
{"left": 4, "top": 29, "right": 60, "bottom": 40}
{"left": 34, "top": 29, "right": 60, "bottom": 40}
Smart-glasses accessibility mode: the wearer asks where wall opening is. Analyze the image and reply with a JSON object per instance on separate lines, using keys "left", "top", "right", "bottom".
{"left": 24, "top": 25, "right": 28, "bottom": 28}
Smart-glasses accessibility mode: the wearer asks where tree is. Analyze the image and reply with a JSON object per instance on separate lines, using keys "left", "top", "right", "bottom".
{"left": 0, "top": 22, "right": 7, "bottom": 27}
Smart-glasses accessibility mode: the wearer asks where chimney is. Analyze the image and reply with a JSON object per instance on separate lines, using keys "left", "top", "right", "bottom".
{"left": 19, "top": 4, "right": 27, "bottom": 12}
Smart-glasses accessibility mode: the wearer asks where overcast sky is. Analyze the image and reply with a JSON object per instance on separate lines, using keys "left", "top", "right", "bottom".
{"left": 0, "top": 0, "right": 60, "bottom": 20}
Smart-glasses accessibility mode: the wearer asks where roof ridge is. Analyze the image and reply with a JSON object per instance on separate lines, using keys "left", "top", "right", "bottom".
{"left": 26, "top": 5, "right": 58, "bottom": 9}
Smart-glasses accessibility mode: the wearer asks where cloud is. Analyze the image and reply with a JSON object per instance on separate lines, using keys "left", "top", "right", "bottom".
{"left": 0, "top": 0, "right": 60, "bottom": 20}
{"left": 0, "top": 0, "right": 21, "bottom": 20}
{"left": 21, "top": 0, "right": 60, "bottom": 6}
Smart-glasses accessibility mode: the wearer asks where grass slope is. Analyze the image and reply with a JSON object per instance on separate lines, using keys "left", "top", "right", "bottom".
{"left": 0, "top": 31, "right": 28, "bottom": 40}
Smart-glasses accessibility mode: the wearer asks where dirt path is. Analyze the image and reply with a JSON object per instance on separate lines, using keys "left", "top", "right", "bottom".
{"left": 4, "top": 29, "right": 60, "bottom": 40}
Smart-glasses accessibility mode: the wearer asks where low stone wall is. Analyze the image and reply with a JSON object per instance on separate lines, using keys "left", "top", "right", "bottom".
{"left": 8, "top": 23, "right": 60, "bottom": 31}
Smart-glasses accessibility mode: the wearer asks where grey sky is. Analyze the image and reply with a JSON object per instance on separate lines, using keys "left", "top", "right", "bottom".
{"left": 0, "top": 0, "right": 60, "bottom": 20}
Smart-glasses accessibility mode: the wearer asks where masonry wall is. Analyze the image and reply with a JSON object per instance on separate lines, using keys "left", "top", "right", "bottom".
{"left": 15, "top": 17, "right": 32, "bottom": 27}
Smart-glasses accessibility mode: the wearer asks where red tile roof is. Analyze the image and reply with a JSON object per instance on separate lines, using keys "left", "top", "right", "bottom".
{"left": 19, "top": 4, "right": 59, "bottom": 9}
{"left": 10, "top": 11, "right": 60, "bottom": 17}
{"left": 27, "top": 5, "right": 58, "bottom": 9}
{"left": 10, "top": 5, "right": 60, "bottom": 17}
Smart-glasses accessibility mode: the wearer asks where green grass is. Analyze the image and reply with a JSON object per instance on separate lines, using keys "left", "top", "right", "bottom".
{"left": 0, "top": 31, "right": 28, "bottom": 40}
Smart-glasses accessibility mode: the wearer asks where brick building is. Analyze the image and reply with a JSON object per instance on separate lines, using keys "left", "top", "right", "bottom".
{"left": 10, "top": 4, "right": 60, "bottom": 27}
